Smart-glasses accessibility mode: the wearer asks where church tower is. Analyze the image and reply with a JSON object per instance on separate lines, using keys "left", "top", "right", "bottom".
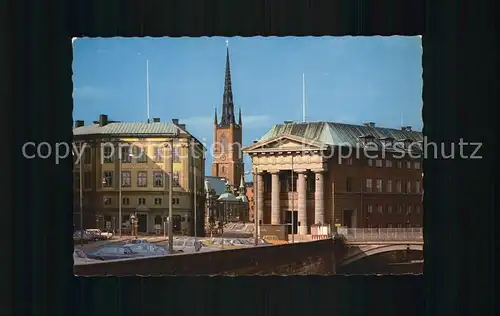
{"left": 212, "top": 43, "right": 244, "bottom": 188}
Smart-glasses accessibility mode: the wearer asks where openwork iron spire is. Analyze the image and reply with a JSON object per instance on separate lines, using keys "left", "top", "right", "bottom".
{"left": 220, "top": 45, "right": 235, "bottom": 126}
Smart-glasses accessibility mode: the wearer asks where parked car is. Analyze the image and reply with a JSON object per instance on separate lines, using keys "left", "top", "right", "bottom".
{"left": 172, "top": 239, "right": 204, "bottom": 253}
{"left": 123, "top": 243, "right": 169, "bottom": 257}
{"left": 84, "top": 230, "right": 107, "bottom": 241}
{"left": 73, "top": 230, "right": 94, "bottom": 242}
{"left": 127, "top": 239, "right": 150, "bottom": 244}
{"left": 88, "top": 246, "right": 136, "bottom": 261}
{"left": 86, "top": 229, "right": 113, "bottom": 240}
{"left": 262, "top": 235, "right": 288, "bottom": 245}
{"left": 73, "top": 248, "right": 103, "bottom": 264}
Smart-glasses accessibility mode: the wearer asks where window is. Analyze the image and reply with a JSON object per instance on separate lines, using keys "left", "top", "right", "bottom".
{"left": 103, "top": 171, "right": 113, "bottom": 187}
{"left": 377, "top": 204, "right": 383, "bottom": 213}
{"left": 220, "top": 134, "right": 227, "bottom": 153}
{"left": 368, "top": 159, "right": 373, "bottom": 166}
{"left": 397, "top": 161, "right": 402, "bottom": 168}
{"left": 153, "top": 147, "right": 163, "bottom": 162}
{"left": 121, "top": 171, "right": 131, "bottom": 187}
{"left": 416, "top": 205, "right": 421, "bottom": 214}
{"left": 387, "top": 223, "right": 393, "bottom": 228}
{"left": 136, "top": 146, "right": 148, "bottom": 163}
{"left": 397, "top": 223, "right": 402, "bottom": 228}
{"left": 172, "top": 197, "right": 180, "bottom": 205}
{"left": 138, "top": 197, "right": 146, "bottom": 205}
{"left": 346, "top": 177, "right": 353, "bottom": 192}
{"left": 414, "top": 161, "right": 421, "bottom": 169}
{"left": 415, "top": 180, "right": 421, "bottom": 193}
{"left": 122, "top": 197, "right": 130, "bottom": 205}
{"left": 103, "top": 146, "right": 114, "bottom": 163}
{"left": 173, "top": 172, "right": 180, "bottom": 186}
{"left": 406, "top": 180, "right": 411, "bottom": 193}
{"left": 387, "top": 180, "right": 392, "bottom": 193}
{"left": 365, "top": 179, "right": 372, "bottom": 192}
{"left": 367, "top": 205, "right": 373, "bottom": 213}
{"left": 74, "top": 172, "right": 80, "bottom": 190}
{"left": 396, "top": 180, "right": 402, "bottom": 193}
{"left": 83, "top": 149, "right": 91, "bottom": 164}
{"left": 104, "top": 197, "right": 112, "bottom": 205}
{"left": 385, "top": 159, "right": 392, "bottom": 168}
{"left": 376, "top": 179, "right": 382, "bottom": 192}
{"left": 173, "top": 147, "right": 180, "bottom": 162}
{"left": 154, "top": 198, "right": 162, "bottom": 205}
{"left": 121, "top": 146, "right": 132, "bottom": 163}
{"left": 153, "top": 171, "right": 164, "bottom": 187}
{"left": 406, "top": 161, "right": 411, "bottom": 169}
{"left": 407, "top": 205, "right": 412, "bottom": 215}
{"left": 375, "top": 159, "right": 383, "bottom": 167}
{"left": 398, "top": 204, "right": 403, "bottom": 214}
{"left": 387, "top": 205, "right": 393, "bottom": 214}
{"left": 84, "top": 171, "right": 91, "bottom": 189}
{"left": 137, "top": 171, "right": 147, "bottom": 187}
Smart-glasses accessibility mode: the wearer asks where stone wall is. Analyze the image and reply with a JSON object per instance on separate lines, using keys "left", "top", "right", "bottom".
{"left": 74, "top": 239, "right": 336, "bottom": 276}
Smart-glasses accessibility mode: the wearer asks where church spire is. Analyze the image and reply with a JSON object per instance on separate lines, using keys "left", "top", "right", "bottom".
{"left": 220, "top": 42, "right": 235, "bottom": 126}
{"left": 214, "top": 107, "right": 218, "bottom": 124}
{"left": 238, "top": 107, "right": 242, "bottom": 126}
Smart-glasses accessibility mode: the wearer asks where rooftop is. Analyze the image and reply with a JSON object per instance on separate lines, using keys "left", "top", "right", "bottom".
{"left": 248, "top": 121, "right": 423, "bottom": 152}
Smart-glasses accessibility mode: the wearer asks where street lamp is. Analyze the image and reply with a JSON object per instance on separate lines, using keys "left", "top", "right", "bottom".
{"left": 252, "top": 167, "right": 259, "bottom": 246}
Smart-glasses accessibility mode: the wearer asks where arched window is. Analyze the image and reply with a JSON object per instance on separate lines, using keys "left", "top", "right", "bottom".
{"left": 220, "top": 134, "right": 227, "bottom": 153}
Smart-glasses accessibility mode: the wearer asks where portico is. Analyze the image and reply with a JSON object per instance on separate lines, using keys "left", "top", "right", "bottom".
{"left": 244, "top": 135, "right": 329, "bottom": 235}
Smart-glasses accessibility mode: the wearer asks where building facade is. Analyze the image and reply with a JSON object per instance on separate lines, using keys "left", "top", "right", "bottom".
{"left": 243, "top": 121, "right": 423, "bottom": 234}
{"left": 211, "top": 45, "right": 244, "bottom": 187}
{"left": 73, "top": 115, "right": 206, "bottom": 235}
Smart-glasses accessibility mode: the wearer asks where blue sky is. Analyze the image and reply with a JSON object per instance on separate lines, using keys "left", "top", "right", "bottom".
{"left": 73, "top": 36, "right": 422, "bottom": 176}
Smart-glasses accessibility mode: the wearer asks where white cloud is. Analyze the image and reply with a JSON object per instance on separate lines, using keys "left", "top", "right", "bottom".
{"left": 73, "top": 86, "right": 107, "bottom": 99}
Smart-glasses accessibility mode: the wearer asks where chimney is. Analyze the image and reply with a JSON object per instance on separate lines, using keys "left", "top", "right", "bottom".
{"left": 252, "top": 140, "right": 259, "bottom": 144}
{"left": 99, "top": 114, "right": 108, "bottom": 126}
{"left": 172, "top": 118, "right": 179, "bottom": 125}
{"left": 75, "top": 120, "right": 84, "bottom": 128}
{"left": 364, "top": 121, "right": 376, "bottom": 128}
{"left": 178, "top": 124, "right": 186, "bottom": 130}
{"left": 152, "top": 118, "right": 160, "bottom": 122}
{"left": 401, "top": 125, "right": 412, "bottom": 131}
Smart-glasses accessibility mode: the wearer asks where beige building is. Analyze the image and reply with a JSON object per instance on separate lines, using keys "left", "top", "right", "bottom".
{"left": 243, "top": 121, "right": 423, "bottom": 235}
{"left": 73, "top": 114, "right": 206, "bottom": 235}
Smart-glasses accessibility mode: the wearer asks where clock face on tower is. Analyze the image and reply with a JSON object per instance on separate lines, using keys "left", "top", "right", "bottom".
{"left": 220, "top": 154, "right": 226, "bottom": 161}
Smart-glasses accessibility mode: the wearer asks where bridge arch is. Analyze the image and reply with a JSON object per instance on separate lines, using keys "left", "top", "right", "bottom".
{"left": 340, "top": 244, "right": 423, "bottom": 266}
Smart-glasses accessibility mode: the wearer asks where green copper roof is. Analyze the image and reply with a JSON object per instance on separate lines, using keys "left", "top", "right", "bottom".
{"left": 73, "top": 122, "right": 180, "bottom": 136}
{"left": 259, "top": 121, "right": 423, "bottom": 150}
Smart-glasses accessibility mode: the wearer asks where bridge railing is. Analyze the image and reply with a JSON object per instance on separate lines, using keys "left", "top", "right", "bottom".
{"left": 337, "top": 228, "right": 423, "bottom": 242}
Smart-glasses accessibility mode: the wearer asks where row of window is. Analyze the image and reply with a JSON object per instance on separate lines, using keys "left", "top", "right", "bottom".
{"left": 350, "top": 178, "right": 422, "bottom": 194}
{"left": 366, "top": 204, "right": 421, "bottom": 215}
{"left": 341, "top": 157, "right": 421, "bottom": 169}
{"left": 367, "top": 223, "right": 421, "bottom": 228}
{"left": 102, "top": 171, "right": 180, "bottom": 188}
{"left": 104, "top": 196, "right": 181, "bottom": 206}
{"left": 102, "top": 146, "right": 181, "bottom": 164}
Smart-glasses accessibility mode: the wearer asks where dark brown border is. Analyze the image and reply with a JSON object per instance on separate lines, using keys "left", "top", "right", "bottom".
{"left": 3, "top": 0, "right": 497, "bottom": 315}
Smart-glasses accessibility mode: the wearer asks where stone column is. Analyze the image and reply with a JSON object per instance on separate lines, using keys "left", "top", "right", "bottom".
{"left": 297, "top": 170, "right": 308, "bottom": 235}
{"left": 271, "top": 171, "right": 281, "bottom": 224}
{"left": 314, "top": 170, "right": 325, "bottom": 225}
{"left": 257, "top": 172, "right": 264, "bottom": 224}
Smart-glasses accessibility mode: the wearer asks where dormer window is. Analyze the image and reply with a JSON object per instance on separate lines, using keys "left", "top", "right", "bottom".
{"left": 359, "top": 134, "right": 376, "bottom": 148}
{"left": 396, "top": 138, "right": 413, "bottom": 149}
{"left": 379, "top": 136, "right": 395, "bottom": 147}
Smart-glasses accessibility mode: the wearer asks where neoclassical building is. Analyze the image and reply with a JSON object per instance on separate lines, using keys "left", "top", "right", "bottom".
{"left": 243, "top": 121, "right": 423, "bottom": 235}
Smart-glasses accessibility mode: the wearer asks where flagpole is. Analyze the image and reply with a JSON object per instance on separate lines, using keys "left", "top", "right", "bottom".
{"left": 302, "top": 73, "right": 306, "bottom": 122}
{"left": 146, "top": 58, "right": 150, "bottom": 123}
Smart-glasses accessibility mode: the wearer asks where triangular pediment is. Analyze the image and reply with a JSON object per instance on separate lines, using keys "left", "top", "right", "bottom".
{"left": 243, "top": 135, "right": 326, "bottom": 153}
